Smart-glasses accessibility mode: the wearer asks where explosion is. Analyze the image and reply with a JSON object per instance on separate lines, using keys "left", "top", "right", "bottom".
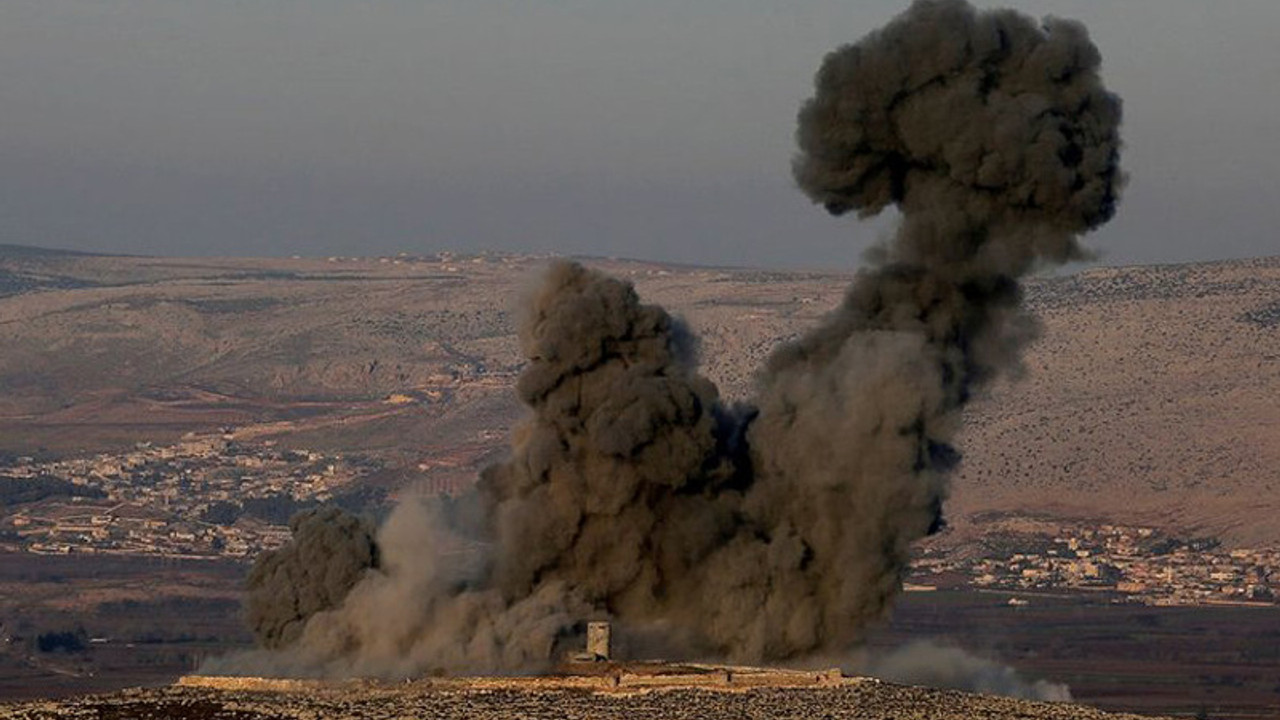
{"left": 212, "top": 0, "right": 1122, "bottom": 680}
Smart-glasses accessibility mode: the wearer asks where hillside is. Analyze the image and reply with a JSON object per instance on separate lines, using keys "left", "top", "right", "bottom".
{"left": 950, "top": 258, "right": 1280, "bottom": 547}
{"left": 0, "top": 247, "right": 1276, "bottom": 545}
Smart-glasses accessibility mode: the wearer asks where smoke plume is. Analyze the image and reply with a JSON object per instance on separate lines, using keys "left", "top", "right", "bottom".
{"left": 732, "top": 0, "right": 1122, "bottom": 658}
{"left": 214, "top": 0, "right": 1122, "bottom": 681}
{"left": 243, "top": 507, "right": 379, "bottom": 650}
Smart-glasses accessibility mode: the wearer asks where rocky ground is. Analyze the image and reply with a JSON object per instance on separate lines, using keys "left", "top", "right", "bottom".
{"left": 0, "top": 682, "right": 1177, "bottom": 720}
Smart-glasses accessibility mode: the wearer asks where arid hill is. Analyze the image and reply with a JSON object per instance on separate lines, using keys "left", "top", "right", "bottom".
{"left": 1, "top": 247, "right": 1277, "bottom": 545}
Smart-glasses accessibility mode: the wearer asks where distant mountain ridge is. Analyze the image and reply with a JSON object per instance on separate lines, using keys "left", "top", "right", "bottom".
{"left": 0, "top": 243, "right": 106, "bottom": 258}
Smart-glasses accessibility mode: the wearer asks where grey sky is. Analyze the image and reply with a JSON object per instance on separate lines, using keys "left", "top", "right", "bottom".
{"left": 2, "top": 1, "right": 1277, "bottom": 269}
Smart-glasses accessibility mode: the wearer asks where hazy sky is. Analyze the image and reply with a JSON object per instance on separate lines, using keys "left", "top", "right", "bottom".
{"left": 2, "top": 1, "right": 1277, "bottom": 269}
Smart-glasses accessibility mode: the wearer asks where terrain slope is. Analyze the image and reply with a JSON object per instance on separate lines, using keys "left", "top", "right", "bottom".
{"left": 1, "top": 248, "right": 1277, "bottom": 545}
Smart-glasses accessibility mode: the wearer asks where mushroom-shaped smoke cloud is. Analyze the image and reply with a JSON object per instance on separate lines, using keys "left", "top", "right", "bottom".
{"left": 218, "top": 0, "right": 1122, "bottom": 678}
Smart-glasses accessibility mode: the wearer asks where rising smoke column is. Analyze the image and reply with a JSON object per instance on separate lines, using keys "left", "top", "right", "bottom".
{"left": 219, "top": 0, "right": 1121, "bottom": 677}
{"left": 702, "top": 0, "right": 1123, "bottom": 659}
{"left": 477, "top": 260, "right": 737, "bottom": 621}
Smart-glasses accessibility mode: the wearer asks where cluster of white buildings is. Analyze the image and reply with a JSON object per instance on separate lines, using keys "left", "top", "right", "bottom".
{"left": 914, "top": 523, "right": 1278, "bottom": 606}
{"left": 1, "top": 435, "right": 376, "bottom": 560}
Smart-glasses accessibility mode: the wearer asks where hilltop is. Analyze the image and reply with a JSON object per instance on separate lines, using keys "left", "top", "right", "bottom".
{"left": 0, "top": 674, "right": 1177, "bottom": 720}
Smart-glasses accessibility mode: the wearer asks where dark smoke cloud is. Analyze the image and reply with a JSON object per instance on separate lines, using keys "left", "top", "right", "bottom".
{"left": 211, "top": 0, "right": 1121, "bottom": 683}
{"left": 479, "top": 260, "right": 736, "bottom": 621}
{"left": 727, "top": 0, "right": 1124, "bottom": 658}
{"left": 243, "top": 507, "right": 379, "bottom": 650}
{"left": 793, "top": 0, "right": 1121, "bottom": 267}
{"left": 210, "top": 265, "right": 727, "bottom": 675}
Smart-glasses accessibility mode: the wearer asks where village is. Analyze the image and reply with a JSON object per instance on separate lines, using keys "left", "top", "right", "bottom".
{"left": 0, "top": 435, "right": 381, "bottom": 560}
{"left": 910, "top": 523, "right": 1280, "bottom": 607}
{"left": 2, "top": 438, "right": 1279, "bottom": 609}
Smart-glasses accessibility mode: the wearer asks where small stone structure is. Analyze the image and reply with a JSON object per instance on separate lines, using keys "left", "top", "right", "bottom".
{"left": 586, "top": 621, "right": 611, "bottom": 661}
